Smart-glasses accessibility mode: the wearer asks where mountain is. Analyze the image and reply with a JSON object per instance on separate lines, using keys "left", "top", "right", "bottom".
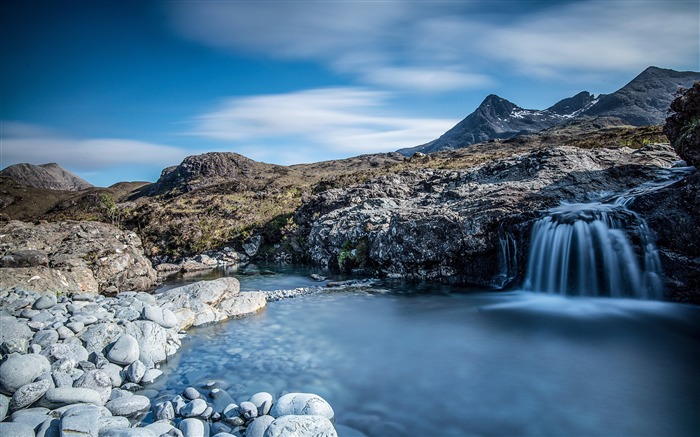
{"left": 399, "top": 66, "right": 700, "bottom": 155}
{"left": 0, "top": 162, "right": 93, "bottom": 191}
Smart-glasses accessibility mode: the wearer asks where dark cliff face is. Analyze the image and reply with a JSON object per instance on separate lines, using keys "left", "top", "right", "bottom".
{"left": 0, "top": 162, "right": 93, "bottom": 191}
{"left": 399, "top": 67, "right": 700, "bottom": 156}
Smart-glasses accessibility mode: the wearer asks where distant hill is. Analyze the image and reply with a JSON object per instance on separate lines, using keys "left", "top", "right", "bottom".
{"left": 399, "top": 66, "right": 700, "bottom": 155}
{"left": 0, "top": 162, "right": 93, "bottom": 191}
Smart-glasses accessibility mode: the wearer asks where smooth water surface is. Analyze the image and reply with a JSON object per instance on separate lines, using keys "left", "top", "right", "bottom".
{"left": 156, "top": 266, "right": 700, "bottom": 436}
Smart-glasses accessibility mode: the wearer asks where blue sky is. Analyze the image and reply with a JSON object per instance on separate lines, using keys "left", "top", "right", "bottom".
{"left": 1, "top": 0, "right": 698, "bottom": 187}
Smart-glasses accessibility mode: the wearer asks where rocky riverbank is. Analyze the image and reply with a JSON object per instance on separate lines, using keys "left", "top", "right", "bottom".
{"left": 0, "top": 278, "right": 339, "bottom": 437}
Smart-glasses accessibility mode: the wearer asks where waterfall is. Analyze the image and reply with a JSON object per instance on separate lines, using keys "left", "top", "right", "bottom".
{"left": 494, "top": 228, "right": 517, "bottom": 289}
{"left": 523, "top": 203, "right": 663, "bottom": 299}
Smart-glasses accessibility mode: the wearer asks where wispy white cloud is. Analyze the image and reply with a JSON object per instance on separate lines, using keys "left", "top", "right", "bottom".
{"left": 0, "top": 121, "right": 189, "bottom": 170}
{"left": 168, "top": 0, "right": 698, "bottom": 87}
{"left": 187, "top": 87, "right": 457, "bottom": 153}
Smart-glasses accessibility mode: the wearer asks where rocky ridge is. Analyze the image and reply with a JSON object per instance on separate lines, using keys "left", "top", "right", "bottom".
{"left": 0, "top": 163, "right": 93, "bottom": 191}
{"left": 399, "top": 67, "right": 700, "bottom": 155}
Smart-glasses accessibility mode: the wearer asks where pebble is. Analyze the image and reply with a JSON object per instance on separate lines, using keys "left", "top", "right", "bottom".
{"left": 100, "top": 429, "right": 157, "bottom": 437}
{"left": 239, "top": 401, "right": 258, "bottom": 420}
{"left": 179, "top": 418, "right": 206, "bottom": 437}
{"left": 183, "top": 386, "right": 201, "bottom": 400}
{"left": 74, "top": 369, "right": 113, "bottom": 405}
{"left": 154, "top": 401, "right": 175, "bottom": 421}
{"left": 105, "top": 394, "right": 151, "bottom": 418}
{"left": 126, "top": 360, "right": 147, "bottom": 383}
{"left": 245, "top": 415, "right": 275, "bottom": 437}
{"left": 40, "top": 387, "right": 104, "bottom": 408}
{"left": 61, "top": 404, "right": 101, "bottom": 437}
{"left": 34, "top": 294, "right": 57, "bottom": 310}
{"left": 66, "top": 321, "right": 85, "bottom": 333}
{"left": 181, "top": 398, "right": 208, "bottom": 418}
{"left": 249, "top": 392, "right": 274, "bottom": 416}
{"left": 107, "top": 334, "right": 140, "bottom": 365}
{"left": 99, "top": 415, "right": 132, "bottom": 431}
{"left": 57, "top": 325, "right": 75, "bottom": 340}
{"left": 32, "top": 329, "right": 60, "bottom": 348}
{"left": 140, "top": 368, "right": 163, "bottom": 385}
{"left": 10, "top": 379, "right": 52, "bottom": 410}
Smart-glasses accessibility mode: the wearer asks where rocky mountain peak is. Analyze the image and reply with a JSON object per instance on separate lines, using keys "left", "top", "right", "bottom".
{"left": 476, "top": 94, "right": 520, "bottom": 118}
{"left": 547, "top": 91, "right": 595, "bottom": 116}
{"left": 0, "top": 162, "right": 93, "bottom": 191}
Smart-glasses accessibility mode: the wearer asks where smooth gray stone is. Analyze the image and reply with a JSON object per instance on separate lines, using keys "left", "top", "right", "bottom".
{"left": 36, "top": 417, "right": 61, "bottom": 437}
{"left": 125, "top": 360, "right": 147, "bottom": 384}
{"left": 238, "top": 401, "right": 257, "bottom": 420}
{"left": 39, "top": 387, "right": 103, "bottom": 408}
{"left": 208, "top": 388, "right": 235, "bottom": 413}
{"left": 114, "top": 307, "right": 141, "bottom": 321}
{"left": 10, "top": 407, "right": 50, "bottom": 429}
{"left": 1, "top": 393, "right": 9, "bottom": 420}
{"left": 140, "top": 369, "right": 162, "bottom": 385}
{"left": 172, "top": 396, "right": 187, "bottom": 416}
{"left": 9, "top": 379, "right": 51, "bottom": 410}
{"left": 181, "top": 398, "right": 207, "bottom": 418}
{"left": 249, "top": 392, "right": 274, "bottom": 416}
{"left": 71, "top": 314, "right": 98, "bottom": 325}
{"left": 21, "top": 308, "right": 41, "bottom": 319}
{"left": 119, "top": 382, "right": 142, "bottom": 392}
{"left": 245, "top": 415, "right": 274, "bottom": 437}
{"left": 67, "top": 343, "right": 90, "bottom": 362}
{"left": 0, "top": 316, "right": 34, "bottom": 345}
{"left": 0, "top": 422, "right": 36, "bottom": 437}
{"left": 178, "top": 418, "right": 206, "bottom": 437}
{"left": 100, "top": 363, "right": 124, "bottom": 388}
{"left": 105, "top": 394, "right": 150, "bottom": 418}
{"left": 65, "top": 322, "right": 85, "bottom": 334}
{"left": 74, "top": 369, "right": 112, "bottom": 405}
{"left": 142, "top": 305, "right": 178, "bottom": 329}
{"left": 269, "top": 393, "right": 334, "bottom": 420}
{"left": 144, "top": 420, "right": 178, "bottom": 436}
{"left": 29, "top": 343, "right": 42, "bottom": 354}
{"left": 182, "top": 387, "right": 200, "bottom": 401}
{"left": 98, "top": 416, "right": 131, "bottom": 432}
{"left": 81, "top": 323, "right": 123, "bottom": 355}
{"left": 1, "top": 338, "right": 29, "bottom": 355}
{"left": 0, "top": 353, "right": 51, "bottom": 394}
{"left": 57, "top": 326, "right": 74, "bottom": 340}
{"left": 61, "top": 404, "right": 101, "bottom": 437}
{"left": 124, "top": 321, "right": 175, "bottom": 365}
{"left": 100, "top": 428, "right": 156, "bottom": 437}
{"left": 34, "top": 294, "right": 57, "bottom": 310}
{"left": 32, "top": 329, "right": 59, "bottom": 348}
{"left": 109, "top": 388, "right": 133, "bottom": 401}
{"left": 52, "top": 370, "right": 74, "bottom": 388}
{"left": 153, "top": 401, "right": 175, "bottom": 421}
{"left": 50, "top": 403, "right": 109, "bottom": 417}
{"left": 107, "top": 334, "right": 140, "bottom": 366}
{"left": 209, "top": 422, "right": 231, "bottom": 435}
{"left": 41, "top": 343, "right": 78, "bottom": 362}
{"left": 264, "top": 415, "right": 337, "bottom": 437}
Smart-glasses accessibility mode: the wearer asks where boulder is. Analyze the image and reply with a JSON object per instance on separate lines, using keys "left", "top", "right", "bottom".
{"left": 264, "top": 415, "right": 337, "bottom": 437}
{"left": 123, "top": 320, "right": 179, "bottom": 365}
{"left": 106, "top": 334, "right": 140, "bottom": 365}
{"left": 9, "top": 379, "right": 51, "bottom": 410}
{"left": 0, "top": 353, "right": 51, "bottom": 394}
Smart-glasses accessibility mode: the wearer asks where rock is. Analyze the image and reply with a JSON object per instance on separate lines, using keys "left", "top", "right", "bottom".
{"left": 57, "top": 325, "right": 74, "bottom": 340}
{"left": 157, "top": 278, "right": 266, "bottom": 330}
{"left": 32, "top": 329, "right": 59, "bottom": 348}
{"left": 209, "top": 388, "right": 235, "bottom": 413}
{"left": 66, "top": 321, "right": 85, "bottom": 334}
{"left": 183, "top": 386, "right": 201, "bottom": 400}
{"left": 239, "top": 401, "right": 258, "bottom": 420}
{"left": 249, "top": 392, "right": 274, "bottom": 416}
{"left": 140, "top": 369, "right": 162, "bottom": 385}
{"left": 100, "top": 429, "right": 156, "bottom": 437}
{"left": 107, "top": 334, "right": 140, "bottom": 365}
{"left": 105, "top": 394, "right": 150, "bottom": 418}
{"left": 39, "top": 387, "right": 104, "bottom": 408}
{"left": 0, "top": 220, "right": 156, "bottom": 293}
{"left": 124, "top": 320, "right": 178, "bottom": 365}
{"left": 74, "top": 370, "right": 112, "bottom": 405}
{"left": 0, "top": 250, "right": 50, "bottom": 268}
{"left": 34, "top": 293, "right": 57, "bottom": 309}
{"left": 0, "top": 393, "right": 8, "bottom": 420}
{"left": 125, "top": 360, "right": 147, "bottom": 384}
{"left": 243, "top": 235, "right": 262, "bottom": 257}
{"left": 36, "top": 417, "right": 61, "bottom": 437}
{"left": 178, "top": 418, "right": 206, "bottom": 437}
{"left": 0, "top": 316, "right": 33, "bottom": 346}
{"left": 264, "top": 415, "right": 337, "bottom": 437}
{"left": 153, "top": 401, "right": 175, "bottom": 421}
{"left": 9, "top": 379, "right": 51, "bottom": 410}
{"left": 52, "top": 370, "right": 74, "bottom": 388}
{"left": 98, "top": 416, "right": 131, "bottom": 432}
{"left": 665, "top": 81, "right": 700, "bottom": 168}
{"left": 61, "top": 404, "right": 102, "bottom": 437}
{"left": 100, "top": 363, "right": 124, "bottom": 388}
{"left": 246, "top": 415, "right": 274, "bottom": 437}
{"left": 270, "top": 393, "right": 334, "bottom": 420}
{"left": 142, "top": 305, "right": 178, "bottom": 329}
{"left": 181, "top": 398, "right": 208, "bottom": 418}
{"left": 81, "top": 322, "right": 123, "bottom": 355}
{"left": 1, "top": 338, "right": 29, "bottom": 355}
{"left": 0, "top": 422, "right": 36, "bottom": 437}
{"left": 145, "top": 420, "right": 180, "bottom": 436}
{"left": 0, "top": 353, "right": 51, "bottom": 394}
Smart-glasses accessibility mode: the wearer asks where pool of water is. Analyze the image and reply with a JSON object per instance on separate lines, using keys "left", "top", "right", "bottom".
{"left": 155, "top": 265, "right": 700, "bottom": 436}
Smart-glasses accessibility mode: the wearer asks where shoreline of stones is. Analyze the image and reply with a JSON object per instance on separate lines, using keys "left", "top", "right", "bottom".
{"left": 0, "top": 278, "right": 340, "bottom": 437}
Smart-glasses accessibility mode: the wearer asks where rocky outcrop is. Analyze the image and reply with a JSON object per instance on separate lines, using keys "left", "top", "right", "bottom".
{"left": 0, "top": 163, "right": 93, "bottom": 191}
{"left": 664, "top": 81, "right": 700, "bottom": 167}
{"left": 0, "top": 220, "right": 156, "bottom": 294}
{"left": 298, "top": 144, "right": 682, "bottom": 287}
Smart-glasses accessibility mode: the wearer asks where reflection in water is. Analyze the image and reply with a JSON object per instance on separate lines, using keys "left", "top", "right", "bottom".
{"left": 154, "top": 269, "right": 700, "bottom": 437}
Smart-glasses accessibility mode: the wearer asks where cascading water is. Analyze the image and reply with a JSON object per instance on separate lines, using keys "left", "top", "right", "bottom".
{"left": 523, "top": 166, "right": 695, "bottom": 299}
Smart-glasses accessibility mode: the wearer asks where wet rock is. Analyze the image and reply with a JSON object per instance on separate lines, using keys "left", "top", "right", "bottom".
{"left": 153, "top": 401, "right": 175, "bottom": 421}
{"left": 9, "top": 379, "right": 51, "bottom": 410}
{"left": 107, "top": 334, "right": 140, "bottom": 365}
{"left": 0, "top": 353, "right": 51, "bottom": 394}
{"left": 181, "top": 398, "right": 208, "bottom": 418}
{"left": 264, "top": 415, "right": 337, "bottom": 437}
{"left": 183, "top": 387, "right": 201, "bottom": 400}
{"left": 249, "top": 392, "right": 274, "bottom": 416}
{"left": 270, "top": 393, "right": 334, "bottom": 420}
